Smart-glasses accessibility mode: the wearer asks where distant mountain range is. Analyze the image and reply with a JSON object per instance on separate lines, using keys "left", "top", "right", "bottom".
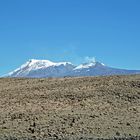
{"left": 5, "top": 59, "right": 140, "bottom": 78}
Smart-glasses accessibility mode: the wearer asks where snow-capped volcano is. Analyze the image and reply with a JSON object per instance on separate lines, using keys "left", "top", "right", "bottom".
{"left": 7, "top": 59, "right": 75, "bottom": 78}
{"left": 8, "top": 59, "right": 55, "bottom": 75}
{"left": 5, "top": 59, "right": 140, "bottom": 78}
{"left": 74, "top": 61, "right": 105, "bottom": 70}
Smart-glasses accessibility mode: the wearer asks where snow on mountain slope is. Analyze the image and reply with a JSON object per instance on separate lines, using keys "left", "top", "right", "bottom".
{"left": 8, "top": 59, "right": 54, "bottom": 75}
{"left": 7, "top": 59, "right": 75, "bottom": 77}
{"left": 74, "top": 61, "right": 105, "bottom": 70}
{"left": 74, "top": 62, "right": 96, "bottom": 70}
{"left": 5, "top": 59, "right": 140, "bottom": 78}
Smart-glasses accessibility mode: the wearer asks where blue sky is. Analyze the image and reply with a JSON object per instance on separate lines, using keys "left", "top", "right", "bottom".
{"left": 0, "top": 0, "right": 140, "bottom": 75}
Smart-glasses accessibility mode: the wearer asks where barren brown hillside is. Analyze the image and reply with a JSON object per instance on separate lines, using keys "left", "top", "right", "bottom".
{"left": 0, "top": 75, "right": 140, "bottom": 139}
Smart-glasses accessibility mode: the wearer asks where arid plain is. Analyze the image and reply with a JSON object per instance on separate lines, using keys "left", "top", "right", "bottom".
{"left": 0, "top": 75, "right": 140, "bottom": 139}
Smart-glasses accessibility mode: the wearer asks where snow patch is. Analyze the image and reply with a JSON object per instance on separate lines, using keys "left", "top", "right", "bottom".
{"left": 74, "top": 62, "right": 96, "bottom": 70}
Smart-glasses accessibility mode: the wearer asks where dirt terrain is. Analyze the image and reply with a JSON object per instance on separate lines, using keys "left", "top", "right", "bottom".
{"left": 0, "top": 75, "right": 140, "bottom": 140}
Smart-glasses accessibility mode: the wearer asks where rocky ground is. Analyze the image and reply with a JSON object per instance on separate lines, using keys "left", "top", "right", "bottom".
{"left": 0, "top": 75, "right": 140, "bottom": 140}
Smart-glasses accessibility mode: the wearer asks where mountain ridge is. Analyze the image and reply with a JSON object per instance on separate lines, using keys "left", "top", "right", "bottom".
{"left": 4, "top": 59, "right": 140, "bottom": 78}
